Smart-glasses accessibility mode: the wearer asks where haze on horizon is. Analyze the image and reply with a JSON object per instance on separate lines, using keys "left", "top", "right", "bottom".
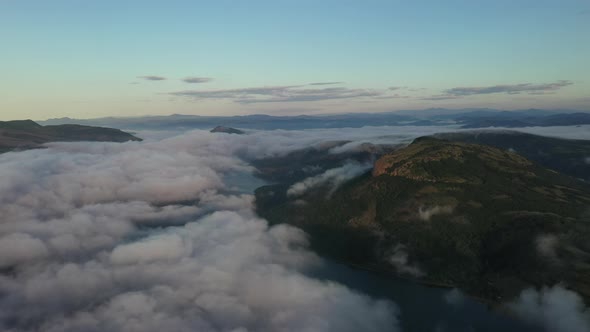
{"left": 1, "top": 0, "right": 589, "bottom": 121}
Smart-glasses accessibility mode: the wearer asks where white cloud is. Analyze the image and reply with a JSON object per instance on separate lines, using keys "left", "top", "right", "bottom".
{"left": 508, "top": 285, "right": 590, "bottom": 332}
{"left": 287, "top": 162, "right": 372, "bottom": 197}
{"left": 0, "top": 233, "right": 49, "bottom": 268}
{"left": 418, "top": 205, "right": 454, "bottom": 221}
{"left": 0, "top": 129, "right": 409, "bottom": 332}
{"left": 536, "top": 234, "right": 559, "bottom": 262}
{"left": 110, "top": 233, "right": 189, "bottom": 264}
{"left": 388, "top": 244, "right": 425, "bottom": 277}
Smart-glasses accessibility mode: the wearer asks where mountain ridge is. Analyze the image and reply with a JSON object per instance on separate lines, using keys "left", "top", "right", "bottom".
{"left": 255, "top": 135, "right": 590, "bottom": 303}
{"left": 0, "top": 120, "right": 142, "bottom": 153}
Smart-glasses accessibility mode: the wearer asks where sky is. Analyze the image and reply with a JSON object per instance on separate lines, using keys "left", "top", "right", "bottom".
{"left": 1, "top": 0, "right": 589, "bottom": 120}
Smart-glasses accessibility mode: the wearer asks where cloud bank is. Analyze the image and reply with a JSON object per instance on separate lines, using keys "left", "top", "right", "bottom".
{"left": 0, "top": 130, "right": 402, "bottom": 332}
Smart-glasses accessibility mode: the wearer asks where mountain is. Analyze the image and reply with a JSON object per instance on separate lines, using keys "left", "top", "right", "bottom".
{"left": 459, "top": 112, "right": 590, "bottom": 128}
{"left": 0, "top": 120, "right": 142, "bottom": 153}
{"left": 433, "top": 131, "right": 590, "bottom": 181}
{"left": 251, "top": 140, "right": 397, "bottom": 184}
{"left": 210, "top": 126, "right": 245, "bottom": 134}
{"left": 40, "top": 113, "right": 420, "bottom": 130}
{"left": 255, "top": 137, "right": 590, "bottom": 303}
{"left": 39, "top": 109, "right": 590, "bottom": 131}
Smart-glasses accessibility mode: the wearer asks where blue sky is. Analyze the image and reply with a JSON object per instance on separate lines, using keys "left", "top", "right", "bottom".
{"left": 1, "top": 0, "right": 589, "bottom": 120}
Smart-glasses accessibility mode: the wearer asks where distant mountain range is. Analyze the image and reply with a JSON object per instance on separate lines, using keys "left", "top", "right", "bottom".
{"left": 0, "top": 120, "right": 141, "bottom": 153}
{"left": 254, "top": 131, "right": 590, "bottom": 303}
{"left": 38, "top": 108, "right": 590, "bottom": 131}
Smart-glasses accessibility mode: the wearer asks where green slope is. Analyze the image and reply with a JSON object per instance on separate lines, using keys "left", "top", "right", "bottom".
{"left": 256, "top": 137, "right": 590, "bottom": 302}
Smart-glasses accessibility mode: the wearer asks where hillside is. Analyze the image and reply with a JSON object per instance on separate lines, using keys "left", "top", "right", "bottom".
{"left": 433, "top": 131, "right": 590, "bottom": 181}
{"left": 255, "top": 137, "right": 590, "bottom": 303}
{"left": 210, "top": 125, "right": 245, "bottom": 134}
{"left": 0, "top": 120, "right": 141, "bottom": 153}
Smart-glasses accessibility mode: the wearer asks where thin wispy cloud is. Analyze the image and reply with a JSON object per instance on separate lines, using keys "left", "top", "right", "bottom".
{"left": 374, "top": 94, "right": 411, "bottom": 100}
{"left": 444, "top": 80, "right": 573, "bottom": 96}
{"left": 308, "top": 82, "right": 344, "bottom": 86}
{"left": 171, "top": 85, "right": 298, "bottom": 99}
{"left": 420, "top": 94, "right": 462, "bottom": 101}
{"left": 170, "top": 80, "right": 574, "bottom": 104}
{"left": 170, "top": 85, "right": 384, "bottom": 104}
{"left": 182, "top": 77, "right": 213, "bottom": 84}
{"left": 420, "top": 80, "right": 574, "bottom": 100}
{"left": 138, "top": 75, "right": 167, "bottom": 81}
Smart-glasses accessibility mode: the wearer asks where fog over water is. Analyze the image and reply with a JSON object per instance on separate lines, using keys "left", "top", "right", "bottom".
{"left": 1, "top": 125, "right": 589, "bottom": 331}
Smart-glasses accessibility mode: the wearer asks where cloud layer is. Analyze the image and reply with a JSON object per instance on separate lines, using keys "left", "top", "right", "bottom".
{"left": 0, "top": 130, "right": 404, "bottom": 332}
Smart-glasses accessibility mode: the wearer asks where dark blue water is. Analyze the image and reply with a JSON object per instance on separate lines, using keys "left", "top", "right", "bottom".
{"left": 308, "top": 260, "right": 536, "bottom": 332}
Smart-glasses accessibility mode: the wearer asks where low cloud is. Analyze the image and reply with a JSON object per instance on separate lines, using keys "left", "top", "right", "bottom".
{"left": 287, "top": 162, "right": 372, "bottom": 197}
{"left": 418, "top": 205, "right": 454, "bottom": 221}
{"left": 0, "top": 233, "right": 49, "bottom": 268}
{"left": 182, "top": 77, "right": 213, "bottom": 84}
{"left": 536, "top": 234, "right": 560, "bottom": 262}
{"left": 138, "top": 75, "right": 167, "bottom": 81}
{"left": 444, "top": 288, "right": 466, "bottom": 306}
{"left": 511, "top": 126, "right": 590, "bottom": 141}
{"left": 507, "top": 285, "right": 590, "bottom": 332}
{"left": 388, "top": 244, "right": 425, "bottom": 277}
{"left": 0, "top": 129, "right": 408, "bottom": 332}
